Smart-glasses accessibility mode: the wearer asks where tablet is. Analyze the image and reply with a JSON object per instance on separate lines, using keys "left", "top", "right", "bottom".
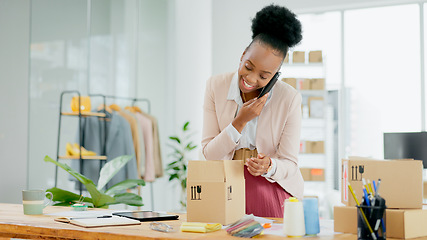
{"left": 112, "top": 211, "right": 179, "bottom": 222}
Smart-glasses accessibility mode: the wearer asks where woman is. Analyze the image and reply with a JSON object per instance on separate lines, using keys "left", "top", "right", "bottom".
{"left": 201, "top": 4, "right": 303, "bottom": 218}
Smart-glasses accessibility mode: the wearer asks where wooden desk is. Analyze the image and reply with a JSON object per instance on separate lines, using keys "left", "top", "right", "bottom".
{"left": 0, "top": 203, "right": 353, "bottom": 240}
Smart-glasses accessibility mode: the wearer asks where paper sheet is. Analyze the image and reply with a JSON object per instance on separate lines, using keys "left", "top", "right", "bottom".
{"left": 47, "top": 210, "right": 117, "bottom": 218}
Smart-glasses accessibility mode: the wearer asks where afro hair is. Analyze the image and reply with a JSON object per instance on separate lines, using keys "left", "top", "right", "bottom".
{"left": 251, "top": 4, "right": 302, "bottom": 56}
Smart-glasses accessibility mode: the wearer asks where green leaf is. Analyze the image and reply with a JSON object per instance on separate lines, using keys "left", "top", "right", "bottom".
{"left": 185, "top": 143, "right": 197, "bottom": 151}
{"left": 97, "top": 155, "right": 133, "bottom": 191}
{"left": 173, "top": 167, "right": 180, "bottom": 171}
{"left": 113, "top": 193, "right": 144, "bottom": 206}
{"left": 167, "top": 160, "right": 178, "bottom": 166}
{"left": 169, "top": 173, "right": 179, "bottom": 181}
{"left": 183, "top": 121, "right": 190, "bottom": 131}
{"left": 44, "top": 155, "right": 115, "bottom": 207}
{"left": 44, "top": 156, "right": 92, "bottom": 185}
{"left": 169, "top": 136, "right": 181, "bottom": 144}
{"left": 105, "top": 179, "right": 145, "bottom": 195}
{"left": 47, "top": 187, "right": 93, "bottom": 204}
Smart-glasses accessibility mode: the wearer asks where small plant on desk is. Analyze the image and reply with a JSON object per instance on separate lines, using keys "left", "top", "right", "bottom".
{"left": 44, "top": 155, "right": 145, "bottom": 208}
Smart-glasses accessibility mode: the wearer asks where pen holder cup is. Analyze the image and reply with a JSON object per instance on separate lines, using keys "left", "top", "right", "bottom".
{"left": 357, "top": 205, "right": 386, "bottom": 240}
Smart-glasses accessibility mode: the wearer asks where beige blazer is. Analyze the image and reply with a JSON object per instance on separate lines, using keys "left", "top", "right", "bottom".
{"left": 202, "top": 72, "right": 304, "bottom": 200}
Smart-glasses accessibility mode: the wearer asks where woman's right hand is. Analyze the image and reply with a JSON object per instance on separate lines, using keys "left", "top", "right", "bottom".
{"left": 232, "top": 93, "right": 269, "bottom": 133}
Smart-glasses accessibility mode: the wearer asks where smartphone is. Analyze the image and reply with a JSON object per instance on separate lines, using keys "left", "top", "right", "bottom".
{"left": 258, "top": 72, "right": 281, "bottom": 98}
{"left": 113, "top": 211, "right": 179, "bottom": 222}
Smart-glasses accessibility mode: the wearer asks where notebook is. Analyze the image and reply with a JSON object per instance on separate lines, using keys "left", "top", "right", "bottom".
{"left": 55, "top": 216, "right": 141, "bottom": 228}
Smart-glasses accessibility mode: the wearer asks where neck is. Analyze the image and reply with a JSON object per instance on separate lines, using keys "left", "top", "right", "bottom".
{"left": 241, "top": 91, "right": 260, "bottom": 103}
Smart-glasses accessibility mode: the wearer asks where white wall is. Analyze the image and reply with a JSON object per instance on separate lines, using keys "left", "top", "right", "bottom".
{"left": 173, "top": 0, "right": 212, "bottom": 155}
{"left": 0, "top": 0, "right": 30, "bottom": 203}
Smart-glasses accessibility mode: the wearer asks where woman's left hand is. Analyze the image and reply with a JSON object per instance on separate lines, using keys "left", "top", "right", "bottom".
{"left": 245, "top": 153, "right": 271, "bottom": 176}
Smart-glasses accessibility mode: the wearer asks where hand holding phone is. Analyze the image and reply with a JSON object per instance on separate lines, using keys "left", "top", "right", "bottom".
{"left": 258, "top": 72, "right": 281, "bottom": 98}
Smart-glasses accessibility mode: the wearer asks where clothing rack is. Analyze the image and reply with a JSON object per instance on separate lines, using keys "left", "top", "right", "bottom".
{"left": 55, "top": 91, "right": 155, "bottom": 209}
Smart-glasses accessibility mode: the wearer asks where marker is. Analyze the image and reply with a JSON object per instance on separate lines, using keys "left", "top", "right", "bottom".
{"left": 375, "top": 179, "right": 381, "bottom": 197}
{"left": 367, "top": 179, "right": 374, "bottom": 195}
{"left": 348, "top": 182, "right": 377, "bottom": 240}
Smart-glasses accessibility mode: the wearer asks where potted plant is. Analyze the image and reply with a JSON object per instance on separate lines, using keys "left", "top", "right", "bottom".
{"left": 166, "top": 121, "right": 197, "bottom": 209}
{"left": 44, "top": 155, "right": 145, "bottom": 208}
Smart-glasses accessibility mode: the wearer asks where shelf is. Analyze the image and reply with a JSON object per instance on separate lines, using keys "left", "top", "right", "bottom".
{"left": 300, "top": 90, "right": 326, "bottom": 96}
{"left": 61, "top": 112, "right": 106, "bottom": 117}
{"left": 58, "top": 155, "right": 107, "bottom": 160}
{"left": 283, "top": 63, "right": 324, "bottom": 67}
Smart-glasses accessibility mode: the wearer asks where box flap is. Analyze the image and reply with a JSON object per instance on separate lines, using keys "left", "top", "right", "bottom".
{"left": 223, "top": 160, "right": 244, "bottom": 181}
{"left": 188, "top": 160, "right": 225, "bottom": 182}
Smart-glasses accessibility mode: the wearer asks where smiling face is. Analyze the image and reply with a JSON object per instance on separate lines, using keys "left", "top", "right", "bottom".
{"left": 238, "top": 41, "right": 283, "bottom": 95}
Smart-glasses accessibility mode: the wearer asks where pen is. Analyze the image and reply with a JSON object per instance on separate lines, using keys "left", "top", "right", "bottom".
{"left": 367, "top": 179, "right": 374, "bottom": 195}
{"left": 372, "top": 180, "right": 377, "bottom": 192}
{"left": 375, "top": 179, "right": 381, "bottom": 197}
{"left": 362, "top": 178, "right": 370, "bottom": 195}
{"left": 348, "top": 182, "right": 377, "bottom": 240}
{"left": 70, "top": 215, "right": 112, "bottom": 220}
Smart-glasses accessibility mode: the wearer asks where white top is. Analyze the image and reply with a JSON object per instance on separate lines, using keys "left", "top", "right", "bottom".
{"left": 225, "top": 72, "right": 277, "bottom": 178}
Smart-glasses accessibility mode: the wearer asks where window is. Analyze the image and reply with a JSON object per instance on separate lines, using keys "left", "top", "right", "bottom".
{"left": 344, "top": 4, "right": 421, "bottom": 158}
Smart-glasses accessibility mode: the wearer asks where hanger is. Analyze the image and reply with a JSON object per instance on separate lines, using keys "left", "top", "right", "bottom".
{"left": 97, "top": 104, "right": 112, "bottom": 113}
{"left": 109, "top": 104, "right": 121, "bottom": 112}
{"left": 133, "top": 106, "right": 143, "bottom": 114}
{"left": 124, "top": 106, "right": 136, "bottom": 113}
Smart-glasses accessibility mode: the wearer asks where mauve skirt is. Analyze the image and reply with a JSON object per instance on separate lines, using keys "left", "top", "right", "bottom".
{"left": 244, "top": 166, "right": 292, "bottom": 218}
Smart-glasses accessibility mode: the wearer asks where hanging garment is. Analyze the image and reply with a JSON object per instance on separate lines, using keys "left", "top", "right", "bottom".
{"left": 71, "top": 111, "right": 138, "bottom": 189}
{"left": 139, "top": 111, "right": 163, "bottom": 178}
{"left": 118, "top": 109, "right": 146, "bottom": 178}
{"left": 135, "top": 112, "right": 155, "bottom": 182}
{"left": 117, "top": 110, "right": 145, "bottom": 176}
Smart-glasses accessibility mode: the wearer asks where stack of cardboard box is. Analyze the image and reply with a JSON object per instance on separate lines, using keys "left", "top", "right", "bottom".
{"left": 282, "top": 78, "right": 325, "bottom": 91}
{"left": 334, "top": 156, "right": 426, "bottom": 239}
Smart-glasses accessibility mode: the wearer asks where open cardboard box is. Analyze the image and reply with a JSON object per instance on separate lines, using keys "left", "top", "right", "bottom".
{"left": 186, "top": 160, "right": 245, "bottom": 225}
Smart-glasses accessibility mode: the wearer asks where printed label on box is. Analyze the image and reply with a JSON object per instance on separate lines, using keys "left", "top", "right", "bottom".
{"left": 343, "top": 161, "right": 348, "bottom": 202}
{"left": 227, "top": 185, "right": 232, "bottom": 200}
{"left": 350, "top": 164, "right": 364, "bottom": 181}
{"left": 190, "top": 185, "right": 202, "bottom": 200}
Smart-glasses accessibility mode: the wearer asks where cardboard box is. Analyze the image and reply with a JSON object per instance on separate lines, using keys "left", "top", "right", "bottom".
{"left": 282, "top": 78, "right": 296, "bottom": 89}
{"left": 304, "top": 141, "right": 324, "bottom": 153}
{"left": 387, "top": 207, "right": 427, "bottom": 239}
{"left": 334, "top": 205, "right": 427, "bottom": 239}
{"left": 308, "top": 50, "right": 323, "bottom": 63}
{"left": 334, "top": 206, "right": 357, "bottom": 234}
{"left": 341, "top": 157, "right": 423, "bottom": 209}
{"left": 310, "top": 78, "right": 325, "bottom": 90}
{"left": 311, "top": 141, "right": 324, "bottom": 154}
{"left": 299, "top": 78, "right": 311, "bottom": 90}
{"left": 293, "top": 51, "right": 305, "bottom": 63}
{"left": 186, "top": 160, "right": 245, "bottom": 225}
{"left": 300, "top": 168, "right": 311, "bottom": 181}
{"left": 310, "top": 168, "right": 325, "bottom": 181}
{"left": 424, "top": 181, "right": 427, "bottom": 199}
{"left": 300, "top": 168, "right": 325, "bottom": 181}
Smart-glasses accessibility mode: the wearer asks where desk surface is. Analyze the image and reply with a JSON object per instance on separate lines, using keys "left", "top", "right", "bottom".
{"left": 0, "top": 203, "right": 355, "bottom": 240}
